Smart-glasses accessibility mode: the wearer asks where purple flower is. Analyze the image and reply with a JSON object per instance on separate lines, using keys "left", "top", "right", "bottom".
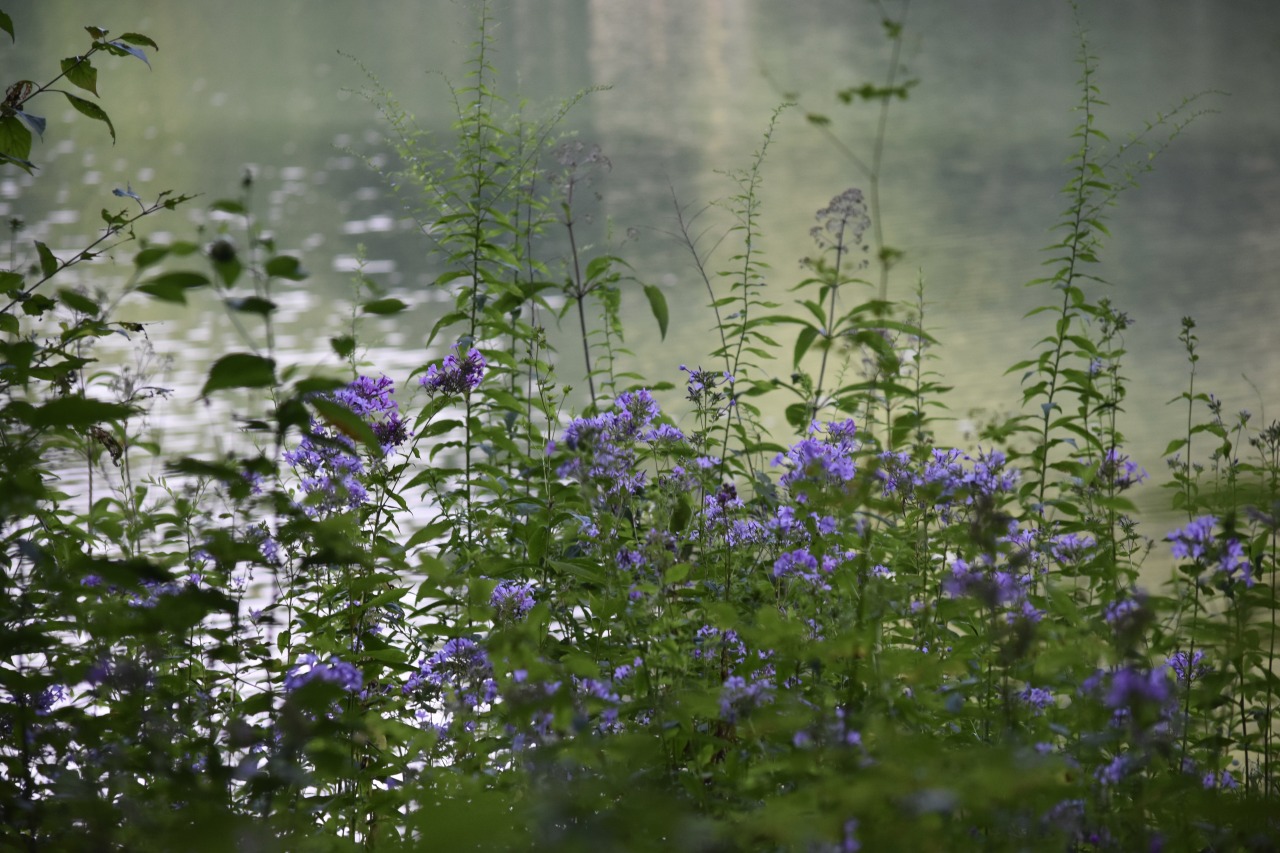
{"left": 1168, "top": 516, "right": 1217, "bottom": 561}
{"left": 772, "top": 419, "right": 859, "bottom": 495}
{"left": 719, "top": 673, "right": 774, "bottom": 722}
{"left": 1167, "top": 516, "right": 1253, "bottom": 587}
{"left": 420, "top": 344, "right": 486, "bottom": 396}
{"left": 491, "top": 581, "right": 535, "bottom": 622}
{"left": 1099, "top": 448, "right": 1148, "bottom": 491}
{"left": 1104, "top": 666, "right": 1173, "bottom": 713}
{"left": 285, "top": 653, "right": 363, "bottom": 693}
{"left": 406, "top": 638, "right": 497, "bottom": 711}
{"left": 1166, "top": 650, "right": 1210, "bottom": 685}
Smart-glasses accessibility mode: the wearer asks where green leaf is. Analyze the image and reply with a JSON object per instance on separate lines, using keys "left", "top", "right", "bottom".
{"left": 34, "top": 241, "right": 58, "bottom": 278}
{"left": 0, "top": 312, "right": 18, "bottom": 335}
{"left": 28, "top": 397, "right": 135, "bottom": 429}
{"left": 61, "top": 92, "right": 115, "bottom": 143}
{"left": 117, "top": 32, "right": 159, "bottom": 50}
{"left": 331, "top": 335, "right": 356, "bottom": 359}
{"left": 264, "top": 255, "right": 307, "bottom": 280}
{"left": 210, "top": 199, "right": 247, "bottom": 215}
{"left": 134, "top": 246, "right": 170, "bottom": 269}
{"left": 60, "top": 56, "right": 99, "bottom": 96}
{"left": 201, "top": 353, "right": 276, "bottom": 397}
{"left": 793, "top": 324, "right": 819, "bottom": 367}
{"left": 0, "top": 115, "right": 33, "bottom": 161}
{"left": 362, "top": 297, "right": 408, "bottom": 315}
{"left": 137, "top": 271, "right": 210, "bottom": 303}
{"left": 58, "top": 288, "right": 100, "bottom": 316}
{"left": 225, "top": 296, "right": 276, "bottom": 316}
{"left": 642, "top": 284, "right": 668, "bottom": 340}
{"left": 13, "top": 110, "right": 45, "bottom": 140}
{"left": 0, "top": 152, "right": 36, "bottom": 175}
{"left": 0, "top": 11, "right": 14, "bottom": 42}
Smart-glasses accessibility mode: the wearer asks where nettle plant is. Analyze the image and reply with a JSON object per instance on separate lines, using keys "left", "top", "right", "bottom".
{"left": 2, "top": 4, "right": 1278, "bottom": 851}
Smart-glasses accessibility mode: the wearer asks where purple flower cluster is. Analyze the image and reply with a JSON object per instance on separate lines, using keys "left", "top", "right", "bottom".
{"left": 420, "top": 344, "right": 486, "bottom": 396}
{"left": 406, "top": 638, "right": 498, "bottom": 711}
{"left": 773, "top": 419, "right": 859, "bottom": 498}
{"left": 284, "top": 653, "right": 363, "bottom": 693}
{"left": 285, "top": 374, "right": 407, "bottom": 514}
{"left": 1166, "top": 650, "right": 1210, "bottom": 685}
{"left": 1099, "top": 448, "right": 1148, "bottom": 491}
{"left": 556, "top": 389, "right": 672, "bottom": 499}
{"left": 1168, "top": 516, "right": 1252, "bottom": 587}
{"left": 491, "top": 580, "right": 535, "bottom": 622}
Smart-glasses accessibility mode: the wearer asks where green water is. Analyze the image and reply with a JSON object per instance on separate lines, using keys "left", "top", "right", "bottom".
{"left": 5, "top": 0, "right": 1280, "bottom": 534}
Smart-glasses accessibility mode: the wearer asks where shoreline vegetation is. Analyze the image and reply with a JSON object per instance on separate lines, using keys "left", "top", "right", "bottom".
{"left": 2, "top": 3, "right": 1278, "bottom": 850}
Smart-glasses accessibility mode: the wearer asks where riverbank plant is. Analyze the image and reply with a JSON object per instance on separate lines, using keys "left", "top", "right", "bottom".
{"left": 1, "top": 4, "right": 1276, "bottom": 850}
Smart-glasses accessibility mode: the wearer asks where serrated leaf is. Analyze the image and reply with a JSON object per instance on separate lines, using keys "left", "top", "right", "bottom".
{"left": 137, "top": 271, "right": 210, "bottom": 304}
{"left": 0, "top": 115, "right": 33, "bottom": 161}
{"left": 362, "top": 297, "right": 408, "bottom": 315}
{"left": 264, "top": 255, "right": 307, "bottom": 280}
{"left": 642, "top": 284, "right": 668, "bottom": 340}
{"left": 13, "top": 110, "right": 45, "bottom": 140}
{"left": 201, "top": 353, "right": 276, "bottom": 397}
{"left": 62, "top": 92, "right": 114, "bottom": 143}
{"left": 34, "top": 241, "right": 58, "bottom": 278}
{"left": 60, "top": 56, "right": 99, "bottom": 96}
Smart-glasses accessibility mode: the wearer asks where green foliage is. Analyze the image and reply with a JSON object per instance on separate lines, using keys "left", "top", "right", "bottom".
{"left": 1, "top": 3, "right": 1276, "bottom": 851}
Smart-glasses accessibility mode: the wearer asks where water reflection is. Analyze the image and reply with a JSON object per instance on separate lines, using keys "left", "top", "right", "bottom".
{"left": 4, "top": 0, "right": 1280, "bottom": 549}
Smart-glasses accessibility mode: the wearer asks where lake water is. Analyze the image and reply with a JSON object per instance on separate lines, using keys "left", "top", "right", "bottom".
{"left": 6, "top": 0, "right": 1280, "bottom": 537}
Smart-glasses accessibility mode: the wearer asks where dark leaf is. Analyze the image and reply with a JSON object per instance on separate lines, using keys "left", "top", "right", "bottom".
{"left": 62, "top": 91, "right": 115, "bottom": 143}
{"left": 264, "top": 254, "right": 308, "bottom": 280}
{"left": 362, "top": 297, "right": 408, "bottom": 315}
{"left": 117, "top": 32, "right": 159, "bottom": 50}
{"left": 201, "top": 353, "right": 276, "bottom": 397}
{"left": 312, "top": 397, "right": 382, "bottom": 453}
{"left": 28, "top": 397, "right": 135, "bottom": 429}
{"left": 331, "top": 335, "right": 356, "bottom": 359}
{"left": 0, "top": 11, "right": 13, "bottom": 42}
{"left": 34, "top": 241, "right": 58, "bottom": 278}
{"left": 58, "top": 288, "right": 100, "bottom": 316}
{"left": 137, "top": 271, "right": 210, "bottom": 304}
{"left": 210, "top": 199, "right": 247, "bottom": 215}
{"left": 85, "top": 26, "right": 108, "bottom": 40}
{"left": 225, "top": 296, "right": 276, "bottom": 316}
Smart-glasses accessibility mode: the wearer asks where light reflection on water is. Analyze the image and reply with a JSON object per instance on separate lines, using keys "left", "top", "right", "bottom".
{"left": 5, "top": 0, "right": 1280, "bottom": 580}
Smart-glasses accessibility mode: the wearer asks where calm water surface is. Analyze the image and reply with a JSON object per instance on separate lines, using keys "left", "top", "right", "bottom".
{"left": 6, "top": 1, "right": 1280, "bottom": 542}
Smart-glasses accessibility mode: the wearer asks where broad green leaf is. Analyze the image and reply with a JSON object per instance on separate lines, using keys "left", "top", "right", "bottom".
{"left": 264, "top": 254, "right": 307, "bottom": 280}
{"left": 34, "top": 241, "right": 58, "bottom": 278}
{"left": 362, "top": 297, "right": 408, "bottom": 315}
{"left": 58, "top": 288, "right": 100, "bottom": 316}
{"left": 0, "top": 11, "right": 13, "bottom": 41}
{"left": 13, "top": 110, "right": 45, "bottom": 139}
{"left": 201, "top": 353, "right": 276, "bottom": 397}
{"left": 28, "top": 397, "right": 135, "bottom": 429}
{"left": 642, "top": 284, "right": 668, "bottom": 340}
{"left": 0, "top": 114, "right": 32, "bottom": 161}
{"left": 225, "top": 296, "right": 276, "bottom": 315}
{"left": 133, "top": 246, "right": 170, "bottom": 269}
{"left": 1, "top": 270, "right": 25, "bottom": 290}
{"left": 62, "top": 92, "right": 115, "bottom": 143}
{"left": 331, "top": 335, "right": 356, "bottom": 359}
{"left": 60, "top": 56, "right": 99, "bottom": 96}
{"left": 210, "top": 199, "right": 247, "bottom": 215}
{"left": 0, "top": 312, "right": 18, "bottom": 335}
{"left": 137, "top": 271, "right": 210, "bottom": 303}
